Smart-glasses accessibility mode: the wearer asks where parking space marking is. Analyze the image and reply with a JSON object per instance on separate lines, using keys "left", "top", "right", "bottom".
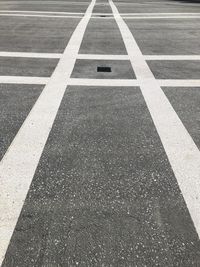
{"left": 1, "top": 53, "right": 200, "bottom": 61}
{"left": 124, "top": 16, "right": 200, "bottom": 19}
{"left": 0, "top": 0, "right": 96, "bottom": 264}
{"left": 0, "top": 76, "right": 49, "bottom": 84}
{"left": 69, "top": 78, "right": 200, "bottom": 87}
{"left": 120, "top": 13, "right": 200, "bottom": 15}
{"left": 0, "top": 14, "right": 83, "bottom": 18}
{"left": 110, "top": 0, "right": 200, "bottom": 238}
{"left": 68, "top": 78, "right": 139, "bottom": 87}
{"left": 0, "top": 52, "right": 62, "bottom": 59}
{"left": 1, "top": 76, "right": 200, "bottom": 88}
{"left": 77, "top": 54, "right": 200, "bottom": 61}
{"left": 158, "top": 79, "right": 200, "bottom": 87}
{"left": 145, "top": 55, "right": 200, "bottom": 60}
{"left": 0, "top": 1, "right": 89, "bottom": 5}
{"left": 77, "top": 54, "right": 129, "bottom": 60}
{"left": 0, "top": 10, "right": 85, "bottom": 14}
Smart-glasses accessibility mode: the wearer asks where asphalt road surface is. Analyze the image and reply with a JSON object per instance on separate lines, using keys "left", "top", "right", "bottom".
{"left": 0, "top": 0, "right": 200, "bottom": 266}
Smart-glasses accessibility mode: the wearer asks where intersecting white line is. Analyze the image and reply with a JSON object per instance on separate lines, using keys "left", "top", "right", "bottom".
{"left": 1, "top": 53, "right": 200, "bottom": 61}
{"left": 0, "top": 76, "right": 49, "bottom": 84}
{"left": 77, "top": 54, "right": 200, "bottom": 61}
{"left": 0, "top": 10, "right": 85, "bottom": 14}
{"left": 0, "top": 52, "right": 62, "bottom": 59}
{"left": 0, "top": 14, "right": 83, "bottom": 18}
{"left": 110, "top": 0, "right": 200, "bottom": 238}
{"left": 1, "top": 77, "right": 200, "bottom": 88}
{"left": 145, "top": 55, "right": 200, "bottom": 60}
{"left": 0, "top": 0, "right": 96, "bottom": 264}
{"left": 77, "top": 54, "right": 129, "bottom": 60}
{"left": 120, "top": 12, "right": 200, "bottom": 15}
{"left": 158, "top": 80, "right": 200, "bottom": 87}
{"left": 0, "top": 9, "right": 85, "bottom": 15}
{"left": 69, "top": 78, "right": 200, "bottom": 87}
{"left": 68, "top": 78, "right": 139, "bottom": 87}
{"left": 0, "top": 1, "right": 89, "bottom": 5}
{"left": 123, "top": 16, "right": 200, "bottom": 19}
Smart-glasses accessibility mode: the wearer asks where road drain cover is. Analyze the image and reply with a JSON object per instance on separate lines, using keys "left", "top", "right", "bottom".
{"left": 97, "top": 66, "right": 112, "bottom": 72}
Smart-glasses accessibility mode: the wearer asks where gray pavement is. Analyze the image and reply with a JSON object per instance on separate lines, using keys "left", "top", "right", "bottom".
{"left": 0, "top": 0, "right": 200, "bottom": 266}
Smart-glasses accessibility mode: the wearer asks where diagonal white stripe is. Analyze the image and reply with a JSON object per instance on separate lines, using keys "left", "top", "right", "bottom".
{"left": 110, "top": 0, "right": 200, "bottom": 238}
{"left": 0, "top": 0, "right": 96, "bottom": 264}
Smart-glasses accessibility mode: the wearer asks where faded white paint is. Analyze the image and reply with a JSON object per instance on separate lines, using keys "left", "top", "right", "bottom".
{"left": 110, "top": 0, "right": 200, "bottom": 238}
{"left": 0, "top": 0, "right": 96, "bottom": 264}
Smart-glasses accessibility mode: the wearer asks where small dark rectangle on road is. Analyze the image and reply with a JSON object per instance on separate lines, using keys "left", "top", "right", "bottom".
{"left": 71, "top": 59, "right": 135, "bottom": 79}
{"left": 97, "top": 66, "right": 112, "bottom": 72}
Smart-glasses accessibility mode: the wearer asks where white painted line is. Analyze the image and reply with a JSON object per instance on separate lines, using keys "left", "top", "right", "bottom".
{"left": 158, "top": 79, "right": 200, "bottom": 87}
{"left": 0, "top": 10, "right": 85, "bottom": 15}
{"left": 110, "top": 0, "right": 200, "bottom": 237}
{"left": 123, "top": 16, "right": 200, "bottom": 19}
{"left": 0, "top": 1, "right": 89, "bottom": 5}
{"left": 0, "top": 76, "right": 199, "bottom": 88}
{"left": 2, "top": 53, "right": 200, "bottom": 61}
{"left": 91, "top": 16, "right": 114, "bottom": 20}
{"left": 2, "top": 13, "right": 199, "bottom": 20}
{"left": 145, "top": 55, "right": 200, "bottom": 61}
{"left": 68, "top": 78, "right": 139, "bottom": 87}
{"left": 69, "top": 78, "right": 200, "bottom": 87}
{"left": 0, "top": 76, "right": 49, "bottom": 84}
{"left": 120, "top": 12, "right": 200, "bottom": 15}
{"left": 91, "top": 12, "right": 113, "bottom": 15}
{"left": 0, "top": 52, "right": 62, "bottom": 59}
{"left": 77, "top": 54, "right": 129, "bottom": 60}
{"left": 0, "top": 13, "right": 83, "bottom": 19}
{"left": 0, "top": 0, "right": 96, "bottom": 264}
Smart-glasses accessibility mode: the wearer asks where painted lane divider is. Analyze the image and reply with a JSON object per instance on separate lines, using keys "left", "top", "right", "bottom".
{"left": 0, "top": 0, "right": 96, "bottom": 264}
{"left": 110, "top": 0, "right": 200, "bottom": 238}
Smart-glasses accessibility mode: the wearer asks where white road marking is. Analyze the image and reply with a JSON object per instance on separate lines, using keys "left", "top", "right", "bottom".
{"left": 0, "top": 10, "right": 85, "bottom": 14}
{"left": 0, "top": 13, "right": 83, "bottom": 19}
{"left": 0, "top": 76, "right": 200, "bottom": 88}
{"left": 91, "top": 16, "right": 114, "bottom": 20}
{"left": 110, "top": 0, "right": 200, "bottom": 237}
{"left": 145, "top": 55, "right": 200, "bottom": 60}
{"left": 0, "top": 0, "right": 96, "bottom": 264}
{"left": 1, "top": 53, "right": 200, "bottom": 61}
{"left": 77, "top": 54, "right": 129, "bottom": 60}
{"left": 158, "top": 79, "right": 200, "bottom": 87}
{"left": 69, "top": 78, "right": 200, "bottom": 87}
{"left": 0, "top": 52, "right": 62, "bottom": 59}
{"left": 91, "top": 12, "right": 113, "bottom": 15}
{"left": 0, "top": 1, "right": 89, "bottom": 5}
{"left": 78, "top": 54, "right": 200, "bottom": 61}
{"left": 68, "top": 78, "right": 139, "bottom": 87}
{"left": 120, "top": 12, "right": 200, "bottom": 15}
{"left": 123, "top": 16, "right": 200, "bottom": 19}
{"left": 0, "top": 76, "right": 49, "bottom": 84}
